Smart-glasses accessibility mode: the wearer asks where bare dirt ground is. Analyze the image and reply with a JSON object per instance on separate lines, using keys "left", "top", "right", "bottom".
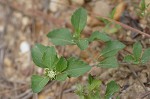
{"left": 0, "top": 0, "right": 150, "bottom": 99}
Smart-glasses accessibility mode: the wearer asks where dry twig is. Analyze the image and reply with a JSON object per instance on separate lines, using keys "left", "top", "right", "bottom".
{"left": 140, "top": 91, "right": 150, "bottom": 99}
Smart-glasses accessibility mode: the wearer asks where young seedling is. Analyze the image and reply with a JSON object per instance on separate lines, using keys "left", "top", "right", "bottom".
{"left": 135, "top": 0, "right": 150, "bottom": 18}
{"left": 75, "top": 74, "right": 119, "bottom": 99}
{"left": 124, "top": 42, "right": 150, "bottom": 65}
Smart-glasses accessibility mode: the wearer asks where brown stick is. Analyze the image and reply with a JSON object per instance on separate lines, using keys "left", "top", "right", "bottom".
{"left": 89, "top": 13, "right": 150, "bottom": 38}
{"left": 127, "top": 65, "right": 147, "bottom": 92}
{"left": 140, "top": 91, "right": 150, "bottom": 99}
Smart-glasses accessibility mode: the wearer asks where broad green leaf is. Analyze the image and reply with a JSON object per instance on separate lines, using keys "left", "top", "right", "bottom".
{"left": 47, "top": 28, "right": 75, "bottom": 45}
{"left": 76, "top": 39, "right": 89, "bottom": 50}
{"left": 105, "top": 81, "right": 119, "bottom": 99}
{"left": 42, "top": 47, "right": 58, "bottom": 69}
{"left": 31, "top": 44, "right": 48, "bottom": 68}
{"left": 31, "top": 75, "right": 49, "bottom": 93}
{"left": 65, "top": 57, "right": 91, "bottom": 77}
{"left": 56, "top": 73, "right": 68, "bottom": 81}
{"left": 71, "top": 7, "right": 87, "bottom": 34}
{"left": 123, "top": 55, "right": 134, "bottom": 63}
{"left": 88, "top": 79, "right": 101, "bottom": 91}
{"left": 88, "top": 31, "right": 111, "bottom": 42}
{"left": 98, "top": 57, "right": 118, "bottom": 68}
{"left": 133, "top": 42, "right": 142, "bottom": 61}
{"left": 56, "top": 57, "right": 67, "bottom": 72}
{"left": 100, "top": 40, "right": 125, "bottom": 57}
{"left": 141, "top": 48, "right": 150, "bottom": 64}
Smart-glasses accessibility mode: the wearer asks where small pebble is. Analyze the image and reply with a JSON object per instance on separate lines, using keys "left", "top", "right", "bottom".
{"left": 20, "top": 41, "right": 30, "bottom": 53}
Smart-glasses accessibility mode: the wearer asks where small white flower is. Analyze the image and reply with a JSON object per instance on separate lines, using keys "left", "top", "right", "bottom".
{"left": 44, "top": 68, "right": 56, "bottom": 79}
{"left": 47, "top": 70, "right": 56, "bottom": 78}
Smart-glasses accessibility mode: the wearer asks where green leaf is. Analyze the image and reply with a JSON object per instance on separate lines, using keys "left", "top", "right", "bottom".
{"left": 88, "top": 31, "right": 111, "bottom": 42}
{"left": 88, "top": 74, "right": 101, "bottom": 91}
{"left": 88, "top": 79, "right": 101, "bottom": 91}
{"left": 116, "top": 96, "right": 120, "bottom": 99}
{"left": 56, "top": 73, "right": 68, "bottom": 81}
{"left": 56, "top": 57, "right": 67, "bottom": 72}
{"left": 103, "top": 23, "right": 121, "bottom": 34}
{"left": 88, "top": 74, "right": 94, "bottom": 85}
{"left": 42, "top": 47, "right": 58, "bottom": 69}
{"left": 87, "top": 92, "right": 100, "bottom": 99}
{"left": 133, "top": 42, "right": 142, "bottom": 61}
{"left": 99, "top": 18, "right": 110, "bottom": 25}
{"left": 123, "top": 55, "right": 134, "bottom": 63}
{"left": 31, "top": 44, "right": 48, "bottom": 68}
{"left": 76, "top": 39, "right": 89, "bottom": 50}
{"left": 98, "top": 57, "right": 119, "bottom": 68}
{"left": 105, "top": 81, "right": 119, "bottom": 99}
{"left": 47, "top": 28, "right": 75, "bottom": 46}
{"left": 31, "top": 75, "right": 49, "bottom": 93}
{"left": 140, "top": 0, "right": 146, "bottom": 10}
{"left": 141, "top": 48, "right": 150, "bottom": 64}
{"left": 100, "top": 40, "right": 125, "bottom": 57}
{"left": 65, "top": 57, "right": 91, "bottom": 77}
{"left": 75, "top": 84, "right": 84, "bottom": 97}
{"left": 109, "top": 7, "right": 116, "bottom": 19}
{"left": 71, "top": 7, "right": 87, "bottom": 35}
